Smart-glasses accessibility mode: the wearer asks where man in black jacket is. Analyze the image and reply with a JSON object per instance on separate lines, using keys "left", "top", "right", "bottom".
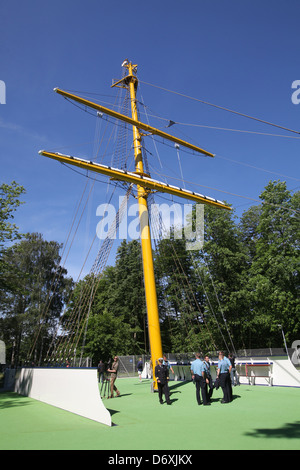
{"left": 155, "top": 358, "right": 171, "bottom": 405}
{"left": 203, "top": 355, "right": 214, "bottom": 402}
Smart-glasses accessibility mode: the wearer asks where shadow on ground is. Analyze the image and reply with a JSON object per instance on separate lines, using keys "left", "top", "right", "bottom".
{"left": 0, "top": 392, "right": 32, "bottom": 410}
{"left": 244, "top": 421, "right": 300, "bottom": 439}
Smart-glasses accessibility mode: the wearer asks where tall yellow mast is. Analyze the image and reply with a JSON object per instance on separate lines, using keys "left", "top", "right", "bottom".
{"left": 39, "top": 60, "right": 231, "bottom": 390}
{"left": 123, "top": 61, "right": 163, "bottom": 387}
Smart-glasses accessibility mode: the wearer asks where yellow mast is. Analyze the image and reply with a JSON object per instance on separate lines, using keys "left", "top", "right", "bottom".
{"left": 124, "top": 61, "right": 163, "bottom": 387}
{"left": 39, "top": 60, "right": 231, "bottom": 389}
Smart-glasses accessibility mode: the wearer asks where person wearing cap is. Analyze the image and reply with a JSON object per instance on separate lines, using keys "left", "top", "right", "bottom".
{"left": 155, "top": 358, "right": 171, "bottom": 405}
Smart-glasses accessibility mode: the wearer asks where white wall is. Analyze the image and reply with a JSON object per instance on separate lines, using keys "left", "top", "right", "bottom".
{"left": 14, "top": 368, "right": 112, "bottom": 426}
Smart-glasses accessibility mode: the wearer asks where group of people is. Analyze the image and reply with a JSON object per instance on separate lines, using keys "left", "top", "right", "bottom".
{"left": 191, "top": 351, "right": 238, "bottom": 405}
{"left": 157, "top": 351, "right": 238, "bottom": 406}
{"left": 190, "top": 353, "right": 214, "bottom": 405}
{"left": 97, "top": 356, "right": 120, "bottom": 399}
{"left": 97, "top": 351, "right": 238, "bottom": 406}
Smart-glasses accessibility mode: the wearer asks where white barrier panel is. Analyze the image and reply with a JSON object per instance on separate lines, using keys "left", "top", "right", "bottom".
{"left": 236, "top": 356, "right": 300, "bottom": 387}
{"left": 272, "top": 356, "right": 300, "bottom": 387}
{"left": 142, "top": 362, "right": 151, "bottom": 379}
{"left": 235, "top": 358, "right": 273, "bottom": 386}
{"left": 14, "top": 368, "right": 112, "bottom": 426}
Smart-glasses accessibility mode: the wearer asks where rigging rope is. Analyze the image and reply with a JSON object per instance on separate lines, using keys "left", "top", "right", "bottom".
{"left": 31, "top": 75, "right": 282, "bottom": 364}
{"left": 149, "top": 192, "right": 236, "bottom": 353}
{"left": 28, "top": 85, "right": 133, "bottom": 365}
{"left": 190, "top": 249, "right": 237, "bottom": 355}
{"left": 139, "top": 79, "right": 300, "bottom": 136}
{"left": 59, "top": 85, "right": 300, "bottom": 212}
{"left": 45, "top": 186, "right": 133, "bottom": 365}
{"left": 44, "top": 83, "right": 136, "bottom": 365}
{"left": 27, "top": 178, "right": 93, "bottom": 361}
{"left": 138, "top": 92, "right": 238, "bottom": 354}
{"left": 148, "top": 166, "right": 300, "bottom": 215}
{"left": 137, "top": 107, "right": 300, "bottom": 140}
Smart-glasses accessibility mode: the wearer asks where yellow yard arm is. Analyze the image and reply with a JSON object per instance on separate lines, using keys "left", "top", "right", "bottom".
{"left": 39, "top": 150, "right": 231, "bottom": 211}
{"left": 53, "top": 87, "right": 215, "bottom": 158}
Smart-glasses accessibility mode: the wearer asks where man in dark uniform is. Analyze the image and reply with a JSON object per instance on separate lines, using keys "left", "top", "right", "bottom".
{"left": 203, "top": 355, "right": 214, "bottom": 402}
{"left": 155, "top": 358, "right": 171, "bottom": 405}
{"left": 191, "top": 353, "right": 210, "bottom": 406}
{"left": 97, "top": 359, "right": 105, "bottom": 384}
{"left": 217, "top": 351, "right": 232, "bottom": 403}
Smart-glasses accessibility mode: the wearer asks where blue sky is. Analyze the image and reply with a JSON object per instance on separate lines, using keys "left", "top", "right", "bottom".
{"left": 1, "top": 0, "right": 299, "bottom": 281}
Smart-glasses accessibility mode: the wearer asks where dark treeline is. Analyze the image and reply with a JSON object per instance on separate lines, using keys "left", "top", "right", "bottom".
{"left": 0, "top": 180, "right": 299, "bottom": 366}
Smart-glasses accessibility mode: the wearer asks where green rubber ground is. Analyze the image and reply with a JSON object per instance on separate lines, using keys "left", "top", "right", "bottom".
{"left": 1, "top": 378, "right": 299, "bottom": 450}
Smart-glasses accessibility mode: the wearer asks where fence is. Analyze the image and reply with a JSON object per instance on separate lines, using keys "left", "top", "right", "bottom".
{"left": 117, "top": 355, "right": 151, "bottom": 377}
{"left": 117, "top": 353, "right": 196, "bottom": 378}
{"left": 116, "top": 348, "right": 294, "bottom": 378}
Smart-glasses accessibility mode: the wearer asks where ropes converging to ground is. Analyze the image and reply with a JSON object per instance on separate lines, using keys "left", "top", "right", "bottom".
{"left": 44, "top": 186, "right": 133, "bottom": 366}
{"left": 28, "top": 73, "right": 298, "bottom": 365}
{"left": 149, "top": 194, "right": 236, "bottom": 354}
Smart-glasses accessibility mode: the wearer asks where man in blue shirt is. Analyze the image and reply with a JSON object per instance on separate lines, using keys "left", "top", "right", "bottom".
{"left": 217, "top": 351, "right": 232, "bottom": 403}
{"left": 191, "top": 353, "right": 210, "bottom": 406}
{"left": 163, "top": 354, "right": 174, "bottom": 376}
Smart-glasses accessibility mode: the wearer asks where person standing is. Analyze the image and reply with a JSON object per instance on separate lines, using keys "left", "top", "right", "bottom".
{"left": 191, "top": 353, "right": 210, "bottom": 406}
{"left": 107, "top": 355, "right": 120, "bottom": 398}
{"left": 162, "top": 354, "right": 174, "bottom": 397}
{"left": 97, "top": 359, "right": 105, "bottom": 384}
{"left": 217, "top": 351, "right": 232, "bottom": 403}
{"left": 228, "top": 353, "right": 239, "bottom": 386}
{"left": 155, "top": 358, "right": 171, "bottom": 405}
{"left": 203, "top": 355, "right": 214, "bottom": 402}
{"left": 163, "top": 354, "right": 174, "bottom": 376}
{"left": 137, "top": 357, "right": 143, "bottom": 382}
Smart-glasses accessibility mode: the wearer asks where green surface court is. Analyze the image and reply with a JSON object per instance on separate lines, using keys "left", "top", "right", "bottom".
{"left": 1, "top": 378, "right": 299, "bottom": 450}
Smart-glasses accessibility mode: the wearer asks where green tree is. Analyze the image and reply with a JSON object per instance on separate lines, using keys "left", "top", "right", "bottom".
{"left": 0, "top": 181, "right": 25, "bottom": 246}
{"left": 244, "top": 181, "right": 300, "bottom": 347}
{"left": 53, "top": 181, "right": 300, "bottom": 363}
{"left": 190, "top": 203, "right": 249, "bottom": 352}
{"left": 0, "top": 233, "right": 73, "bottom": 366}
{"left": 0, "top": 181, "right": 25, "bottom": 294}
{"left": 154, "top": 231, "right": 206, "bottom": 353}
{"left": 79, "top": 240, "right": 147, "bottom": 363}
